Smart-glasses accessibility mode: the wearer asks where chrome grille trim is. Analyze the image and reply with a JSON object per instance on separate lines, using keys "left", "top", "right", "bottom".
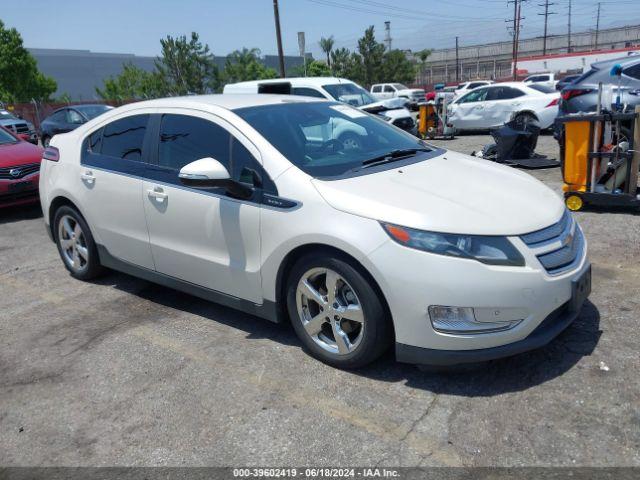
{"left": 0, "top": 163, "right": 41, "bottom": 180}
{"left": 520, "top": 210, "right": 585, "bottom": 276}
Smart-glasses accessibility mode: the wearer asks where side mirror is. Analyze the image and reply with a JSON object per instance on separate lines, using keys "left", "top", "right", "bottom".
{"left": 178, "top": 157, "right": 253, "bottom": 199}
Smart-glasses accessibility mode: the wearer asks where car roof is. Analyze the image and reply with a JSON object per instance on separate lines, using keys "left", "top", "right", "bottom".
{"left": 226, "top": 77, "right": 355, "bottom": 89}
{"left": 108, "top": 94, "right": 329, "bottom": 113}
{"left": 591, "top": 54, "right": 640, "bottom": 70}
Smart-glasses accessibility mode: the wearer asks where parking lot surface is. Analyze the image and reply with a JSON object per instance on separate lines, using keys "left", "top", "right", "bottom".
{"left": 1, "top": 134, "right": 639, "bottom": 467}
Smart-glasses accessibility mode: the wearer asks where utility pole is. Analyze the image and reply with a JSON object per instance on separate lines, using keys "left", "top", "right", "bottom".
{"left": 507, "top": 0, "right": 526, "bottom": 80}
{"left": 595, "top": 2, "right": 601, "bottom": 50}
{"left": 538, "top": 0, "right": 556, "bottom": 56}
{"left": 272, "top": 0, "right": 286, "bottom": 78}
{"left": 567, "top": 0, "right": 572, "bottom": 53}
{"left": 384, "top": 21, "right": 392, "bottom": 51}
{"left": 455, "top": 36, "right": 460, "bottom": 82}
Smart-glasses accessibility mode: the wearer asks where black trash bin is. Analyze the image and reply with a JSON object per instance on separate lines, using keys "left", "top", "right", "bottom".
{"left": 490, "top": 118, "right": 540, "bottom": 163}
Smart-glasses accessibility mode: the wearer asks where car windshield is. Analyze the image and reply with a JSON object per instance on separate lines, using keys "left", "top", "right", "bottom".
{"left": 75, "top": 105, "right": 112, "bottom": 120}
{"left": 0, "top": 110, "right": 17, "bottom": 120}
{"left": 322, "top": 83, "right": 377, "bottom": 107}
{"left": 0, "top": 128, "right": 18, "bottom": 145}
{"left": 528, "top": 84, "right": 556, "bottom": 94}
{"left": 392, "top": 83, "right": 408, "bottom": 90}
{"left": 235, "top": 102, "right": 431, "bottom": 178}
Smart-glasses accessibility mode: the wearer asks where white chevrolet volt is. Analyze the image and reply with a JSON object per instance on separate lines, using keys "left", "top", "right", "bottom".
{"left": 39, "top": 94, "right": 591, "bottom": 368}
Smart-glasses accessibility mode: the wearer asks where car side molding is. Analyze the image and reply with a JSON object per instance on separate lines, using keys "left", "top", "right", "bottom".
{"left": 96, "top": 244, "right": 280, "bottom": 323}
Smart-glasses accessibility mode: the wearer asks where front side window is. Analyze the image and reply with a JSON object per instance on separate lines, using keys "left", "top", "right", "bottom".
{"left": 457, "top": 88, "right": 488, "bottom": 103}
{"left": 158, "top": 114, "right": 231, "bottom": 171}
{"left": 623, "top": 63, "right": 640, "bottom": 80}
{"left": 101, "top": 114, "right": 149, "bottom": 161}
{"left": 235, "top": 102, "right": 433, "bottom": 178}
{"left": 322, "top": 83, "right": 377, "bottom": 107}
{"left": 66, "top": 109, "right": 84, "bottom": 124}
{"left": 383, "top": 85, "right": 395, "bottom": 93}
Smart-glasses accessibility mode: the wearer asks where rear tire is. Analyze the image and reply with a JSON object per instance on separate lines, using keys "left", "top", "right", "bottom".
{"left": 286, "top": 253, "right": 392, "bottom": 369}
{"left": 53, "top": 205, "right": 104, "bottom": 280}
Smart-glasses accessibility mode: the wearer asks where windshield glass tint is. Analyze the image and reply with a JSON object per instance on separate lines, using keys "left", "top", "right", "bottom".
{"left": 235, "top": 102, "right": 430, "bottom": 178}
{"left": 322, "top": 83, "right": 377, "bottom": 107}
{"left": 0, "top": 110, "right": 16, "bottom": 120}
{"left": 76, "top": 105, "right": 111, "bottom": 120}
{"left": 0, "top": 128, "right": 17, "bottom": 144}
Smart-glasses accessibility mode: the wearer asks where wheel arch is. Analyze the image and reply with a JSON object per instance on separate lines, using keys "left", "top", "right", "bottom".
{"left": 274, "top": 243, "right": 394, "bottom": 336}
{"left": 48, "top": 195, "right": 89, "bottom": 241}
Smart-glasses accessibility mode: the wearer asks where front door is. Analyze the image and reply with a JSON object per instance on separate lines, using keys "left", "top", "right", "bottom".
{"left": 142, "top": 111, "right": 264, "bottom": 303}
{"left": 450, "top": 87, "right": 489, "bottom": 130}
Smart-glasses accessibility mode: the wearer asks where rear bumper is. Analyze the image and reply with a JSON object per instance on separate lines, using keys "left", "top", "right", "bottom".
{"left": 396, "top": 300, "right": 582, "bottom": 366}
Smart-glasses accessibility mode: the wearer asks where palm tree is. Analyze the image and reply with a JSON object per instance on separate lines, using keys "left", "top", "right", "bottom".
{"left": 319, "top": 36, "right": 335, "bottom": 69}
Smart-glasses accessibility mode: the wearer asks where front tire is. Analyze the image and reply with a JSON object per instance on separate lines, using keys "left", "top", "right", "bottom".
{"left": 53, "top": 205, "right": 103, "bottom": 280}
{"left": 286, "top": 253, "right": 391, "bottom": 368}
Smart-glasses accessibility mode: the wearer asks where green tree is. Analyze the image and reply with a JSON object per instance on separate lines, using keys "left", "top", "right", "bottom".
{"left": 96, "top": 63, "right": 164, "bottom": 101}
{"left": 0, "top": 20, "right": 57, "bottom": 102}
{"left": 319, "top": 36, "right": 335, "bottom": 68}
{"left": 356, "top": 26, "right": 386, "bottom": 88}
{"left": 222, "top": 48, "right": 277, "bottom": 84}
{"left": 155, "top": 32, "right": 220, "bottom": 95}
{"left": 382, "top": 50, "right": 416, "bottom": 85}
{"left": 416, "top": 48, "right": 432, "bottom": 86}
{"left": 291, "top": 59, "right": 331, "bottom": 77}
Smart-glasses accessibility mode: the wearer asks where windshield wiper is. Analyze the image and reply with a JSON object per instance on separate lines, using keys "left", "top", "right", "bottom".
{"left": 360, "top": 148, "right": 430, "bottom": 169}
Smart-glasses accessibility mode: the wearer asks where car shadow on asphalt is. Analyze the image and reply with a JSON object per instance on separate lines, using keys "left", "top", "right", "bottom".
{"left": 359, "top": 300, "right": 601, "bottom": 396}
{"left": 0, "top": 204, "right": 43, "bottom": 224}
{"left": 95, "top": 271, "right": 601, "bottom": 396}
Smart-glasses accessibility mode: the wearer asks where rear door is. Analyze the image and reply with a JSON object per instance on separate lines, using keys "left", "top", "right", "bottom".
{"left": 484, "top": 86, "right": 527, "bottom": 127}
{"left": 77, "top": 113, "right": 155, "bottom": 268}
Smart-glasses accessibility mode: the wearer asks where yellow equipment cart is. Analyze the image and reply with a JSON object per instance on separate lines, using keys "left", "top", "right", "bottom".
{"left": 559, "top": 108, "right": 640, "bottom": 211}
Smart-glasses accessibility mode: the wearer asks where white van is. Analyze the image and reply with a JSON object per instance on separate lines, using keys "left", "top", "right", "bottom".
{"left": 223, "top": 77, "right": 416, "bottom": 134}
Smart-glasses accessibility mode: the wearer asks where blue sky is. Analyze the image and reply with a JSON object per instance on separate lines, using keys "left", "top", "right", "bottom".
{"left": 3, "top": 0, "right": 639, "bottom": 58}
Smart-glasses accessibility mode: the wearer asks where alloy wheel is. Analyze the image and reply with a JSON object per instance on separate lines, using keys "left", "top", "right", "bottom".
{"left": 296, "top": 267, "right": 365, "bottom": 355}
{"left": 58, "top": 214, "right": 89, "bottom": 272}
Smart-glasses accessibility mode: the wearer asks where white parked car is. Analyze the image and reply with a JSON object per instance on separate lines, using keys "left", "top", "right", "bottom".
{"left": 448, "top": 82, "right": 560, "bottom": 132}
{"left": 370, "top": 83, "right": 425, "bottom": 110}
{"left": 224, "top": 77, "right": 415, "bottom": 134}
{"left": 39, "top": 94, "right": 590, "bottom": 368}
{"left": 454, "top": 80, "right": 493, "bottom": 97}
{"left": 523, "top": 72, "right": 558, "bottom": 90}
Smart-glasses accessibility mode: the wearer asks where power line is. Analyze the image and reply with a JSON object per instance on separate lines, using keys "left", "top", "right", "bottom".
{"left": 538, "top": 0, "right": 557, "bottom": 55}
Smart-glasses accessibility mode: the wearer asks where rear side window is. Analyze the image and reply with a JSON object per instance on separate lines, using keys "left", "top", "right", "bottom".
{"left": 291, "top": 87, "right": 326, "bottom": 99}
{"left": 384, "top": 85, "right": 394, "bottom": 92}
{"left": 101, "top": 115, "right": 149, "bottom": 161}
{"left": 50, "top": 110, "right": 66, "bottom": 122}
{"left": 623, "top": 63, "right": 640, "bottom": 80}
{"left": 158, "top": 114, "right": 231, "bottom": 171}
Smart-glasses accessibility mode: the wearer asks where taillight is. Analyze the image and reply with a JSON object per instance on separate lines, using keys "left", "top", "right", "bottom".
{"left": 561, "top": 89, "right": 593, "bottom": 101}
{"left": 546, "top": 98, "right": 559, "bottom": 107}
{"left": 43, "top": 146, "right": 60, "bottom": 162}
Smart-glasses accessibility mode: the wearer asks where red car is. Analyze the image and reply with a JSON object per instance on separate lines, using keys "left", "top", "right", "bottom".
{"left": 0, "top": 126, "right": 43, "bottom": 208}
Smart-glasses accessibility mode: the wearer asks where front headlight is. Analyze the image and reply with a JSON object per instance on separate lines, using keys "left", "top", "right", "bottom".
{"left": 381, "top": 223, "right": 525, "bottom": 266}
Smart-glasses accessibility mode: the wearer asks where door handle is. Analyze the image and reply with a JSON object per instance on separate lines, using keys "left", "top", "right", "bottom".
{"left": 147, "top": 187, "right": 168, "bottom": 202}
{"left": 80, "top": 170, "right": 95, "bottom": 183}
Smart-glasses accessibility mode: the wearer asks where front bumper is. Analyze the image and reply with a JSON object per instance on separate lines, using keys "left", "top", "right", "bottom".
{"left": 396, "top": 296, "right": 583, "bottom": 365}
{"left": 364, "top": 231, "right": 590, "bottom": 358}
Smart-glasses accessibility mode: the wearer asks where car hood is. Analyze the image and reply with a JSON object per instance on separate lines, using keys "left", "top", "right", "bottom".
{"left": 399, "top": 89, "right": 425, "bottom": 95}
{"left": 311, "top": 150, "right": 564, "bottom": 235}
{"left": 360, "top": 97, "right": 407, "bottom": 111}
{"left": 0, "top": 141, "right": 43, "bottom": 167}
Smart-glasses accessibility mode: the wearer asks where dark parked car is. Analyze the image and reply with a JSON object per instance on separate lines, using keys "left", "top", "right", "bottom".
{"left": 40, "top": 104, "right": 113, "bottom": 147}
{"left": 555, "top": 74, "right": 581, "bottom": 91}
{"left": 558, "top": 55, "right": 640, "bottom": 139}
{"left": 0, "top": 109, "right": 38, "bottom": 144}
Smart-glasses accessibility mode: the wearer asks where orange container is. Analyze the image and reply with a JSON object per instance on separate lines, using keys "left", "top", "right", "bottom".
{"left": 562, "top": 120, "right": 591, "bottom": 192}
